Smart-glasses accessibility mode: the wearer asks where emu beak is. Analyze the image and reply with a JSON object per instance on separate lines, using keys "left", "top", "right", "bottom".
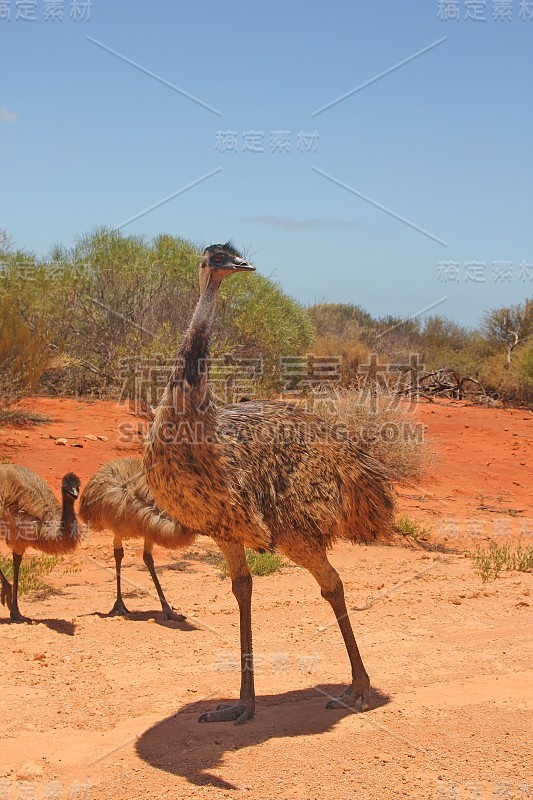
{"left": 67, "top": 487, "right": 79, "bottom": 499}
{"left": 231, "top": 256, "right": 255, "bottom": 272}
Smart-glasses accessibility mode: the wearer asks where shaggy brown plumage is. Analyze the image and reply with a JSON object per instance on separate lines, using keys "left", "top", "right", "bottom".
{"left": 144, "top": 243, "right": 396, "bottom": 724}
{"left": 79, "top": 457, "right": 196, "bottom": 620}
{"left": 0, "top": 464, "right": 81, "bottom": 622}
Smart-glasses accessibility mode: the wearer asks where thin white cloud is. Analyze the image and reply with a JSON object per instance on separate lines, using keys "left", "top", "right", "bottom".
{"left": 0, "top": 108, "right": 18, "bottom": 123}
{"left": 242, "top": 214, "right": 362, "bottom": 231}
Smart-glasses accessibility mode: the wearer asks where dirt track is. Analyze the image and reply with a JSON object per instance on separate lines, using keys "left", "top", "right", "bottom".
{"left": 0, "top": 398, "right": 531, "bottom": 800}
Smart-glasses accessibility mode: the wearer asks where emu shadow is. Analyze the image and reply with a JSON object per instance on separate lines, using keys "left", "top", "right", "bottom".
{"left": 0, "top": 617, "right": 76, "bottom": 635}
{"left": 136, "top": 684, "right": 390, "bottom": 789}
{"left": 86, "top": 609, "right": 198, "bottom": 632}
{"left": 37, "top": 618, "right": 77, "bottom": 636}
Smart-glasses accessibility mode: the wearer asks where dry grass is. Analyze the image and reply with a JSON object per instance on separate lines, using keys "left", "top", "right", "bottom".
{"left": 310, "top": 386, "right": 435, "bottom": 483}
{"left": 0, "top": 407, "right": 51, "bottom": 428}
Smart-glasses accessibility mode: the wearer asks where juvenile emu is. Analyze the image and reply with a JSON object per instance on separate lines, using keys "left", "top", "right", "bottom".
{"left": 79, "top": 457, "right": 196, "bottom": 620}
{"left": 144, "top": 243, "right": 395, "bottom": 725}
{"left": 0, "top": 464, "right": 81, "bottom": 623}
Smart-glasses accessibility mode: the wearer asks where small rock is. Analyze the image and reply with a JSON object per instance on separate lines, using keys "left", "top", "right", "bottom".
{"left": 55, "top": 438, "right": 68, "bottom": 446}
{"left": 17, "top": 762, "right": 44, "bottom": 779}
{"left": 70, "top": 443, "right": 83, "bottom": 448}
{"left": 97, "top": 435, "right": 108, "bottom": 441}
{"left": 84, "top": 434, "right": 98, "bottom": 441}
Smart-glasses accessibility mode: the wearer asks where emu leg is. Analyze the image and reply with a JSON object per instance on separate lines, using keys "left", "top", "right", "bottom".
{"left": 199, "top": 541, "right": 255, "bottom": 725}
{"left": 281, "top": 541, "right": 370, "bottom": 712}
{"left": 142, "top": 541, "right": 185, "bottom": 622}
{"left": 10, "top": 552, "right": 31, "bottom": 623}
{"left": 109, "top": 546, "right": 130, "bottom": 616}
{"left": 0, "top": 567, "right": 13, "bottom": 613}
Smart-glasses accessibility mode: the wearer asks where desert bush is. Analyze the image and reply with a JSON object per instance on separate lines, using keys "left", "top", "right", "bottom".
{"left": 308, "top": 303, "right": 375, "bottom": 341}
{"left": 0, "top": 229, "right": 313, "bottom": 402}
{"left": 514, "top": 344, "right": 533, "bottom": 384}
{"left": 312, "top": 334, "right": 370, "bottom": 386}
{"left": 482, "top": 299, "right": 533, "bottom": 367}
{"left": 0, "top": 295, "right": 59, "bottom": 405}
{"left": 477, "top": 348, "right": 533, "bottom": 405}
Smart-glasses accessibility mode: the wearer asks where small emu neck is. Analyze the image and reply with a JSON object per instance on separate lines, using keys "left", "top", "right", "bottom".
{"left": 60, "top": 497, "right": 77, "bottom": 540}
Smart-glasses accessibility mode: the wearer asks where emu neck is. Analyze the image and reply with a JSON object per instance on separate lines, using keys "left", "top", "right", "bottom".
{"left": 60, "top": 496, "right": 77, "bottom": 540}
{"left": 145, "top": 271, "right": 224, "bottom": 527}
{"left": 180, "top": 277, "right": 218, "bottom": 382}
{"left": 185, "top": 276, "right": 218, "bottom": 350}
{"left": 163, "top": 275, "right": 219, "bottom": 420}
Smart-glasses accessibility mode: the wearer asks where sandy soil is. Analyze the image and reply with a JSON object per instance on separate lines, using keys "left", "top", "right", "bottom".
{"left": 0, "top": 398, "right": 531, "bottom": 800}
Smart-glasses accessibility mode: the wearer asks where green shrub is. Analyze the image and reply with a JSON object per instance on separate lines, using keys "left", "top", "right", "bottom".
{"left": 0, "top": 229, "right": 313, "bottom": 400}
{"left": 470, "top": 543, "right": 533, "bottom": 583}
{"left": 395, "top": 515, "right": 431, "bottom": 542}
{"left": 0, "top": 554, "right": 59, "bottom": 596}
{"left": 220, "top": 549, "right": 285, "bottom": 578}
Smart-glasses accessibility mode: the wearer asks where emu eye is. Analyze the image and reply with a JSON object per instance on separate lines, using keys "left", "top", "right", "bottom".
{"left": 213, "top": 253, "right": 224, "bottom": 264}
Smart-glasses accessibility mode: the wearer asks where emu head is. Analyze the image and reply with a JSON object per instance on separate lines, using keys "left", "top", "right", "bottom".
{"left": 199, "top": 243, "right": 255, "bottom": 292}
{"left": 61, "top": 473, "right": 80, "bottom": 500}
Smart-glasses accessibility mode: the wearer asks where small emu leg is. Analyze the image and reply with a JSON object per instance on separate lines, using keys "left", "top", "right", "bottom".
{"left": 199, "top": 541, "right": 255, "bottom": 725}
{"left": 281, "top": 541, "right": 370, "bottom": 712}
{"left": 0, "top": 567, "right": 13, "bottom": 613}
{"left": 10, "top": 552, "right": 31, "bottom": 624}
{"left": 109, "top": 544, "right": 130, "bottom": 616}
{"left": 142, "top": 540, "right": 185, "bottom": 622}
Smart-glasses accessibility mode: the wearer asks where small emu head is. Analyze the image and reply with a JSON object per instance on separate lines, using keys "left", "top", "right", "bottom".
{"left": 61, "top": 473, "right": 81, "bottom": 500}
{"left": 199, "top": 243, "right": 255, "bottom": 289}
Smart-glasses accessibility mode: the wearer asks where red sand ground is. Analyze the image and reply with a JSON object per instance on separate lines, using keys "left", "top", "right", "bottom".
{"left": 0, "top": 398, "right": 531, "bottom": 800}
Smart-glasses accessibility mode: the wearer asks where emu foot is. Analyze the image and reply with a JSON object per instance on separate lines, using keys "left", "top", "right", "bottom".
{"left": 108, "top": 599, "right": 130, "bottom": 617}
{"left": 161, "top": 603, "right": 186, "bottom": 623}
{"left": 10, "top": 609, "right": 32, "bottom": 624}
{"left": 199, "top": 703, "right": 255, "bottom": 725}
{"left": 1, "top": 579, "right": 13, "bottom": 611}
{"left": 325, "top": 677, "right": 370, "bottom": 712}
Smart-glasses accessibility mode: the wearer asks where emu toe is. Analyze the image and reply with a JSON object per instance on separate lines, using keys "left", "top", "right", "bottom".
{"left": 10, "top": 610, "right": 32, "bottom": 624}
{"left": 325, "top": 679, "right": 370, "bottom": 712}
{"left": 161, "top": 604, "right": 186, "bottom": 623}
{"left": 108, "top": 600, "right": 130, "bottom": 617}
{"left": 198, "top": 704, "right": 255, "bottom": 725}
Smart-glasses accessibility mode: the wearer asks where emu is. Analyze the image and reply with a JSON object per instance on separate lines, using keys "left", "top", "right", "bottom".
{"left": 79, "top": 457, "right": 195, "bottom": 620}
{"left": 144, "top": 243, "right": 395, "bottom": 724}
{"left": 0, "top": 464, "right": 81, "bottom": 623}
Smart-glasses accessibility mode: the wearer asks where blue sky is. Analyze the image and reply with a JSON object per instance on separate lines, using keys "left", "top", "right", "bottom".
{"left": 1, "top": 0, "right": 532, "bottom": 326}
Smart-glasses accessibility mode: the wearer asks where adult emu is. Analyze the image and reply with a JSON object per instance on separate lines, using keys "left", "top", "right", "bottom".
{"left": 144, "top": 243, "right": 395, "bottom": 724}
{"left": 0, "top": 464, "right": 81, "bottom": 622}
